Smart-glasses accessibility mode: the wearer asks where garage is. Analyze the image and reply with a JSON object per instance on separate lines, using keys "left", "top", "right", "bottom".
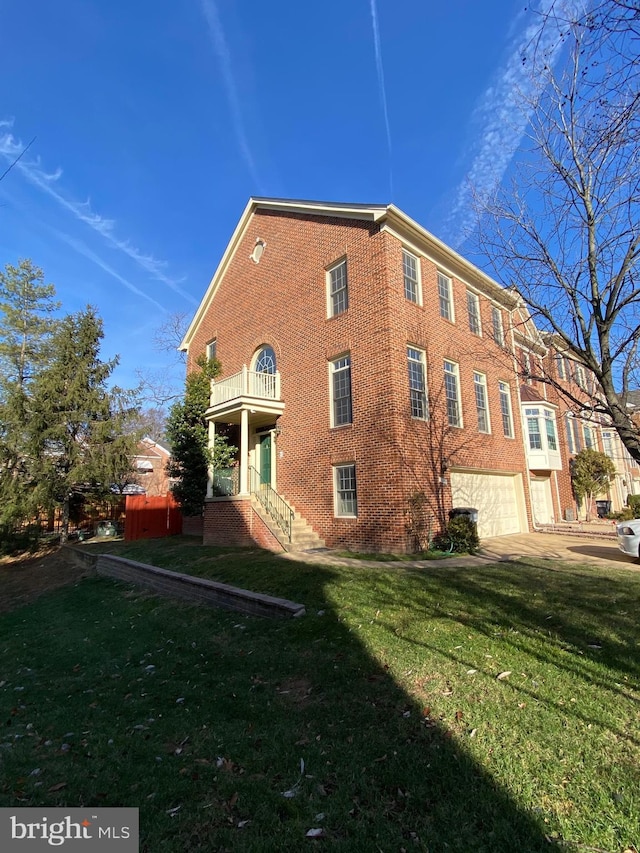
{"left": 450, "top": 470, "right": 526, "bottom": 538}
{"left": 529, "top": 477, "right": 554, "bottom": 525}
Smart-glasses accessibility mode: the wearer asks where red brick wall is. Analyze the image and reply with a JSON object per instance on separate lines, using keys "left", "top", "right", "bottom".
{"left": 189, "top": 208, "right": 532, "bottom": 552}
{"left": 203, "top": 499, "right": 283, "bottom": 552}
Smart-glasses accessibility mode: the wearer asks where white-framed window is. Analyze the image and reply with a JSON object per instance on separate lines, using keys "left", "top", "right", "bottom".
{"left": 565, "top": 413, "right": 583, "bottom": 454}
{"left": 521, "top": 350, "right": 532, "bottom": 384}
{"left": 545, "top": 410, "right": 558, "bottom": 451}
{"left": 467, "top": 290, "right": 481, "bottom": 336}
{"left": 556, "top": 355, "right": 566, "bottom": 380}
{"left": 602, "top": 430, "right": 615, "bottom": 459}
{"left": 491, "top": 307, "right": 504, "bottom": 347}
{"left": 334, "top": 463, "right": 357, "bottom": 517}
{"left": 402, "top": 250, "right": 421, "bottom": 304}
{"left": 407, "top": 346, "right": 428, "bottom": 419}
{"left": 473, "top": 371, "right": 490, "bottom": 433}
{"left": 327, "top": 259, "right": 348, "bottom": 317}
{"left": 444, "top": 360, "right": 462, "bottom": 427}
{"left": 526, "top": 408, "right": 543, "bottom": 450}
{"left": 565, "top": 414, "right": 575, "bottom": 454}
{"left": 206, "top": 338, "right": 217, "bottom": 361}
{"left": 499, "top": 381, "right": 514, "bottom": 438}
{"left": 330, "top": 355, "right": 352, "bottom": 426}
{"left": 526, "top": 407, "right": 558, "bottom": 452}
{"left": 583, "top": 424, "right": 596, "bottom": 449}
{"left": 438, "top": 272, "right": 453, "bottom": 321}
{"left": 574, "top": 363, "right": 586, "bottom": 390}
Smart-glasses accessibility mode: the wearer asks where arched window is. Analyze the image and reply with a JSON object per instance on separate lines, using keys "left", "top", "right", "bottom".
{"left": 254, "top": 345, "right": 276, "bottom": 374}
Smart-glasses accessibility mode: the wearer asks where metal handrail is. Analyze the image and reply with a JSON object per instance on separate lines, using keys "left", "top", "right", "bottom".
{"left": 249, "top": 466, "right": 294, "bottom": 543}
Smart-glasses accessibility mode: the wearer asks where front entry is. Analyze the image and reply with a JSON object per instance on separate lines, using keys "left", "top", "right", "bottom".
{"left": 259, "top": 433, "right": 272, "bottom": 486}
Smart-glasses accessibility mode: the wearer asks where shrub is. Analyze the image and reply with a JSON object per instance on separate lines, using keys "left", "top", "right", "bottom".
{"left": 626, "top": 494, "right": 640, "bottom": 518}
{"left": 433, "top": 515, "right": 480, "bottom": 554}
{"left": 611, "top": 507, "right": 635, "bottom": 521}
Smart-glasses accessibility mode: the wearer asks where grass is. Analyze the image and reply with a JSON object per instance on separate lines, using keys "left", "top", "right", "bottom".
{"left": 1, "top": 537, "right": 639, "bottom": 851}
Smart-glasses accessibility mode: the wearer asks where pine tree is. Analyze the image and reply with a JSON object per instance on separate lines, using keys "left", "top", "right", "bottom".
{"left": 0, "top": 260, "right": 60, "bottom": 531}
{"left": 27, "top": 307, "right": 140, "bottom": 541}
{"left": 166, "top": 354, "right": 236, "bottom": 517}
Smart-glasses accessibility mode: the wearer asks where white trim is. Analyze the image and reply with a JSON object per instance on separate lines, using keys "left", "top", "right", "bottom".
{"left": 181, "top": 197, "right": 517, "bottom": 351}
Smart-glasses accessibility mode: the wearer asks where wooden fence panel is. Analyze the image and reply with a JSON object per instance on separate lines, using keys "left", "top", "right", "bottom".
{"left": 124, "top": 495, "right": 183, "bottom": 541}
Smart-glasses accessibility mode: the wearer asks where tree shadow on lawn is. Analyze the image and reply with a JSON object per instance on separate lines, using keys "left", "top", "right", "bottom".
{"left": 364, "top": 558, "right": 640, "bottom": 712}
{"left": 0, "top": 558, "right": 561, "bottom": 852}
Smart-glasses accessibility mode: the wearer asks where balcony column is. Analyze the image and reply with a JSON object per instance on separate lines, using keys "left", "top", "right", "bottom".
{"left": 206, "top": 420, "right": 216, "bottom": 499}
{"left": 239, "top": 408, "right": 249, "bottom": 495}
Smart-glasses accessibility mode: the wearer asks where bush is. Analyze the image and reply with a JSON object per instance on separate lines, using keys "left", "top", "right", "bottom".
{"left": 610, "top": 507, "right": 635, "bottom": 521}
{"left": 433, "top": 515, "right": 480, "bottom": 554}
{"left": 626, "top": 494, "right": 640, "bottom": 518}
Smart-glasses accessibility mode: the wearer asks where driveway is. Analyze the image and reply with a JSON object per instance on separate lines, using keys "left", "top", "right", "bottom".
{"left": 480, "top": 531, "right": 639, "bottom": 570}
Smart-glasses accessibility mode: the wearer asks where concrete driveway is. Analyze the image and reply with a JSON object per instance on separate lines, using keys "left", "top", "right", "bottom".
{"left": 480, "top": 531, "right": 639, "bottom": 570}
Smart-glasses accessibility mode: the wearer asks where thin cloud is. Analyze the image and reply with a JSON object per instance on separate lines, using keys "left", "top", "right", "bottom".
{"left": 370, "top": 0, "right": 393, "bottom": 198}
{"left": 51, "top": 229, "right": 168, "bottom": 313}
{"left": 199, "top": 0, "right": 263, "bottom": 191}
{"left": 0, "top": 128, "right": 196, "bottom": 304}
{"left": 442, "top": 0, "right": 583, "bottom": 248}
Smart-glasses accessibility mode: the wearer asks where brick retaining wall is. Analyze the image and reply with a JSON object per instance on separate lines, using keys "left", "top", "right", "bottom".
{"left": 62, "top": 545, "right": 304, "bottom": 618}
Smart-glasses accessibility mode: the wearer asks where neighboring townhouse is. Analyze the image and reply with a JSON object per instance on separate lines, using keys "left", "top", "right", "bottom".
{"left": 129, "top": 437, "right": 173, "bottom": 497}
{"left": 543, "top": 346, "right": 640, "bottom": 517}
{"left": 180, "top": 197, "right": 635, "bottom": 552}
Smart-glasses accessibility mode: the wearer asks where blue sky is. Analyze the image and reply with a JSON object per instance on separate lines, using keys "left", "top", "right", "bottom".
{"left": 0, "top": 0, "right": 573, "bottom": 401}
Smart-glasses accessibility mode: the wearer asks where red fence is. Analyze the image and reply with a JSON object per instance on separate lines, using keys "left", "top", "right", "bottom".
{"left": 124, "top": 495, "right": 183, "bottom": 541}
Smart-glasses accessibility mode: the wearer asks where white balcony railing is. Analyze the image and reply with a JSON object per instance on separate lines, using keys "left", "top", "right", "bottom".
{"left": 211, "top": 366, "right": 281, "bottom": 406}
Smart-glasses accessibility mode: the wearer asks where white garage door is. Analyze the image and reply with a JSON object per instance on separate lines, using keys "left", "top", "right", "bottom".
{"left": 530, "top": 478, "right": 554, "bottom": 525}
{"left": 450, "top": 470, "right": 524, "bottom": 538}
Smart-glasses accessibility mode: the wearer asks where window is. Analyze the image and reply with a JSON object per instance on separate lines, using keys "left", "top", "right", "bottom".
{"left": 499, "top": 381, "right": 514, "bottom": 438}
{"left": 334, "top": 464, "right": 357, "bottom": 516}
{"left": 403, "top": 250, "right": 421, "bottom": 304}
{"left": 473, "top": 372, "right": 490, "bottom": 433}
{"left": 467, "top": 291, "right": 481, "bottom": 335}
{"left": 444, "top": 360, "right": 461, "bottom": 427}
{"left": 545, "top": 411, "right": 558, "bottom": 451}
{"left": 407, "top": 347, "right": 428, "bottom": 419}
{"left": 574, "top": 364, "right": 586, "bottom": 390}
{"left": 556, "top": 355, "right": 566, "bottom": 380}
{"left": 521, "top": 350, "right": 532, "bottom": 384}
{"left": 602, "top": 431, "right": 615, "bottom": 459}
{"left": 492, "top": 307, "right": 504, "bottom": 347}
{"left": 438, "top": 272, "right": 453, "bottom": 321}
{"left": 331, "top": 355, "right": 352, "bottom": 426}
{"left": 206, "top": 338, "right": 217, "bottom": 361}
{"left": 565, "top": 413, "right": 583, "bottom": 453}
{"left": 528, "top": 418, "right": 542, "bottom": 450}
{"left": 583, "top": 424, "right": 595, "bottom": 449}
{"left": 328, "top": 259, "right": 348, "bottom": 317}
{"left": 565, "top": 414, "right": 575, "bottom": 454}
{"left": 254, "top": 345, "right": 276, "bottom": 374}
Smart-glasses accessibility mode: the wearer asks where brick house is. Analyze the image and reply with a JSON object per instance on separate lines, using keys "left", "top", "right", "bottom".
{"left": 179, "top": 198, "right": 633, "bottom": 551}
{"left": 130, "top": 437, "right": 173, "bottom": 497}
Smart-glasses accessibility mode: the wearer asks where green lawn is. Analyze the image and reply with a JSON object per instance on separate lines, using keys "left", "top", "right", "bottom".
{"left": 1, "top": 537, "right": 639, "bottom": 851}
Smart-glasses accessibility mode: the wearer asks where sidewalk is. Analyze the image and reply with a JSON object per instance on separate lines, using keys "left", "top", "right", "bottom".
{"left": 281, "top": 528, "right": 638, "bottom": 571}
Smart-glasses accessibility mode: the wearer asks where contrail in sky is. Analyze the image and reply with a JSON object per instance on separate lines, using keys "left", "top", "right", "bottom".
{"left": 200, "top": 0, "right": 264, "bottom": 192}
{"left": 442, "top": 0, "right": 583, "bottom": 248}
{"left": 370, "top": 0, "right": 393, "bottom": 199}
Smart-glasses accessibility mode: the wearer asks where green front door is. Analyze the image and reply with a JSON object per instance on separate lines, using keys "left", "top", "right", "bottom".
{"left": 260, "top": 433, "right": 272, "bottom": 486}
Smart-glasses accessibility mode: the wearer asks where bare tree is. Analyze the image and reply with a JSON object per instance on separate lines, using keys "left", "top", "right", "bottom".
{"left": 477, "top": 0, "right": 640, "bottom": 462}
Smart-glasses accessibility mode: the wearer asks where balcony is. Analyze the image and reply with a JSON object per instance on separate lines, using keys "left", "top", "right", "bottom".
{"left": 206, "top": 366, "right": 284, "bottom": 426}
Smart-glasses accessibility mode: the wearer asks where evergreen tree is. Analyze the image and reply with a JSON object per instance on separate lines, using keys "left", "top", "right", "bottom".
{"left": 0, "top": 260, "right": 60, "bottom": 530}
{"left": 570, "top": 449, "right": 616, "bottom": 522}
{"left": 27, "top": 307, "right": 140, "bottom": 541}
{"left": 166, "top": 354, "right": 236, "bottom": 516}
